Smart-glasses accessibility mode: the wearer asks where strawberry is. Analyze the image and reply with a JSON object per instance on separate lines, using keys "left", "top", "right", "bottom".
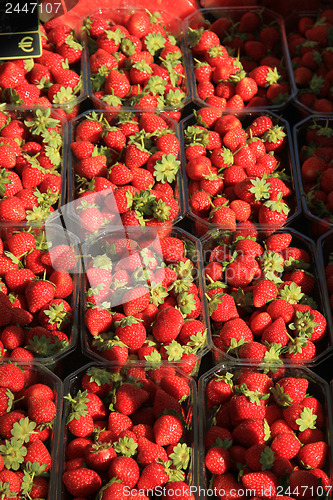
{"left": 25, "top": 279, "right": 55, "bottom": 313}
{"left": 24, "top": 439, "right": 52, "bottom": 471}
{"left": 153, "top": 414, "right": 184, "bottom": 446}
{"left": 114, "top": 384, "right": 149, "bottom": 415}
{"left": 241, "top": 471, "right": 278, "bottom": 498}
{"left": 63, "top": 468, "right": 102, "bottom": 496}
{"left": 122, "top": 287, "right": 151, "bottom": 316}
{"left": 271, "top": 431, "right": 301, "bottom": 459}
{"left": 153, "top": 307, "right": 184, "bottom": 343}
{"left": 0, "top": 364, "right": 24, "bottom": 392}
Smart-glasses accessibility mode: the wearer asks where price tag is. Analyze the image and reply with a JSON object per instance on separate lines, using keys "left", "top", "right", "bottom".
{"left": 0, "top": 0, "right": 42, "bottom": 59}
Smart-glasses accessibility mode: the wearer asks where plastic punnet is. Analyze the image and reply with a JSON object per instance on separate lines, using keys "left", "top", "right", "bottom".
{"left": 200, "top": 227, "right": 333, "bottom": 367}
{"left": 80, "top": 225, "right": 210, "bottom": 378}
{"left": 180, "top": 110, "right": 301, "bottom": 238}
{"left": 198, "top": 362, "right": 333, "bottom": 500}
{"left": 59, "top": 361, "right": 199, "bottom": 499}
{"left": 293, "top": 115, "right": 333, "bottom": 239}
{"left": 64, "top": 109, "right": 185, "bottom": 238}
{"left": 184, "top": 7, "right": 295, "bottom": 112}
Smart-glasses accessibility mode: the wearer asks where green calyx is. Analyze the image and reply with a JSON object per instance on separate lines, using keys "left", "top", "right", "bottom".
{"left": 296, "top": 406, "right": 317, "bottom": 432}
{"left": 120, "top": 38, "right": 137, "bottom": 56}
{"left": 216, "top": 147, "right": 234, "bottom": 168}
{"left": 53, "top": 86, "right": 75, "bottom": 105}
{"left": 188, "top": 27, "right": 205, "bottom": 48}
{"left": 91, "top": 253, "right": 112, "bottom": 270}
{"left": 262, "top": 125, "right": 286, "bottom": 144}
{"left": 309, "top": 74, "right": 325, "bottom": 95}
{"left": 145, "top": 32, "right": 166, "bottom": 55}
{"left": 105, "top": 28, "right": 122, "bottom": 45}
{"left": 270, "top": 383, "right": 293, "bottom": 407}
{"left": 24, "top": 108, "right": 60, "bottom": 136}
{"left": 163, "top": 340, "right": 184, "bottom": 361}
{"left": 177, "top": 292, "right": 196, "bottom": 315}
{"left": 165, "top": 88, "right": 185, "bottom": 107}
{"left": 235, "top": 383, "right": 270, "bottom": 405}
{"left": 261, "top": 250, "right": 284, "bottom": 275}
{"left": 113, "top": 436, "right": 138, "bottom": 457}
{"left": 171, "top": 278, "right": 193, "bottom": 294}
{"left": 44, "top": 145, "right": 61, "bottom": 167}
{"left": 44, "top": 301, "right": 70, "bottom": 328}
{"left": 187, "top": 329, "right": 207, "bottom": 352}
{"left": 226, "top": 337, "right": 246, "bottom": 353}
{"left": 144, "top": 350, "right": 162, "bottom": 364}
{"left": 208, "top": 45, "right": 224, "bottom": 58}
{"left": 20, "top": 462, "right": 48, "bottom": 497}
{"left": 264, "top": 67, "right": 281, "bottom": 86}
{"left": 0, "top": 480, "right": 17, "bottom": 498}
{"left": 279, "top": 282, "right": 304, "bottom": 304}
{"left": 153, "top": 153, "right": 180, "bottom": 183}
{"left": 101, "top": 94, "right": 122, "bottom": 106}
{"left": 92, "top": 334, "right": 126, "bottom": 352}
{"left": 152, "top": 198, "right": 171, "bottom": 222}
{"left": 27, "top": 333, "right": 63, "bottom": 356}
{"left": 184, "top": 125, "right": 209, "bottom": 147}
{"left": 158, "top": 459, "right": 185, "bottom": 482}
{"left": 289, "top": 310, "right": 318, "bottom": 337}
{"left": 117, "top": 316, "right": 142, "bottom": 328}
{"left": 133, "top": 190, "right": 155, "bottom": 215}
{"left": 0, "top": 438, "right": 27, "bottom": 470}
{"left": 10, "top": 417, "right": 36, "bottom": 443}
{"left": 260, "top": 343, "right": 283, "bottom": 373}
{"left": 0, "top": 169, "right": 12, "bottom": 196}
{"left": 169, "top": 443, "right": 192, "bottom": 470}
{"left": 249, "top": 177, "right": 271, "bottom": 202}
{"left": 65, "top": 389, "right": 89, "bottom": 423}
{"left": 65, "top": 34, "right": 83, "bottom": 51}
{"left": 86, "top": 366, "right": 113, "bottom": 386}
{"left": 263, "top": 193, "right": 290, "bottom": 215}
{"left": 145, "top": 75, "right": 167, "bottom": 95}
{"left": 133, "top": 60, "right": 153, "bottom": 74}
{"left": 174, "top": 260, "right": 194, "bottom": 280}
{"left": 149, "top": 282, "right": 168, "bottom": 306}
{"left": 286, "top": 335, "right": 310, "bottom": 355}
{"left": 260, "top": 447, "right": 275, "bottom": 470}
{"left": 41, "top": 128, "right": 62, "bottom": 149}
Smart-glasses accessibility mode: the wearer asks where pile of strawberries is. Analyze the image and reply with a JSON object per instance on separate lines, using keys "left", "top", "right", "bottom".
{"left": 203, "top": 230, "right": 328, "bottom": 364}
{"left": 183, "top": 111, "right": 295, "bottom": 236}
{"left": 0, "top": 108, "right": 64, "bottom": 223}
{"left": 84, "top": 10, "right": 188, "bottom": 120}
{"left": 62, "top": 364, "right": 195, "bottom": 499}
{"left": 287, "top": 9, "right": 333, "bottom": 113}
{"left": 0, "top": 22, "right": 83, "bottom": 120}
{"left": 70, "top": 111, "right": 182, "bottom": 232}
{"left": 187, "top": 8, "right": 292, "bottom": 110}
{"left": 0, "top": 362, "right": 59, "bottom": 499}
{"left": 0, "top": 226, "right": 77, "bottom": 362}
{"left": 83, "top": 229, "right": 207, "bottom": 375}
{"left": 202, "top": 367, "right": 331, "bottom": 499}
{"left": 296, "top": 119, "right": 333, "bottom": 233}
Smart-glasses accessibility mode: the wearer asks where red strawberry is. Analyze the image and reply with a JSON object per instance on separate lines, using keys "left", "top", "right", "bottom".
{"left": 152, "top": 307, "right": 184, "bottom": 343}
{"left": 25, "top": 279, "right": 55, "bottom": 313}
{"left": 241, "top": 470, "right": 278, "bottom": 498}
{"left": 0, "top": 364, "right": 24, "bottom": 392}
{"left": 63, "top": 468, "right": 102, "bottom": 497}
{"left": 0, "top": 197, "right": 26, "bottom": 222}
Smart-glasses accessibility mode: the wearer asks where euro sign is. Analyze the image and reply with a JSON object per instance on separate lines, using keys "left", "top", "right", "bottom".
{"left": 18, "top": 36, "right": 34, "bottom": 53}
